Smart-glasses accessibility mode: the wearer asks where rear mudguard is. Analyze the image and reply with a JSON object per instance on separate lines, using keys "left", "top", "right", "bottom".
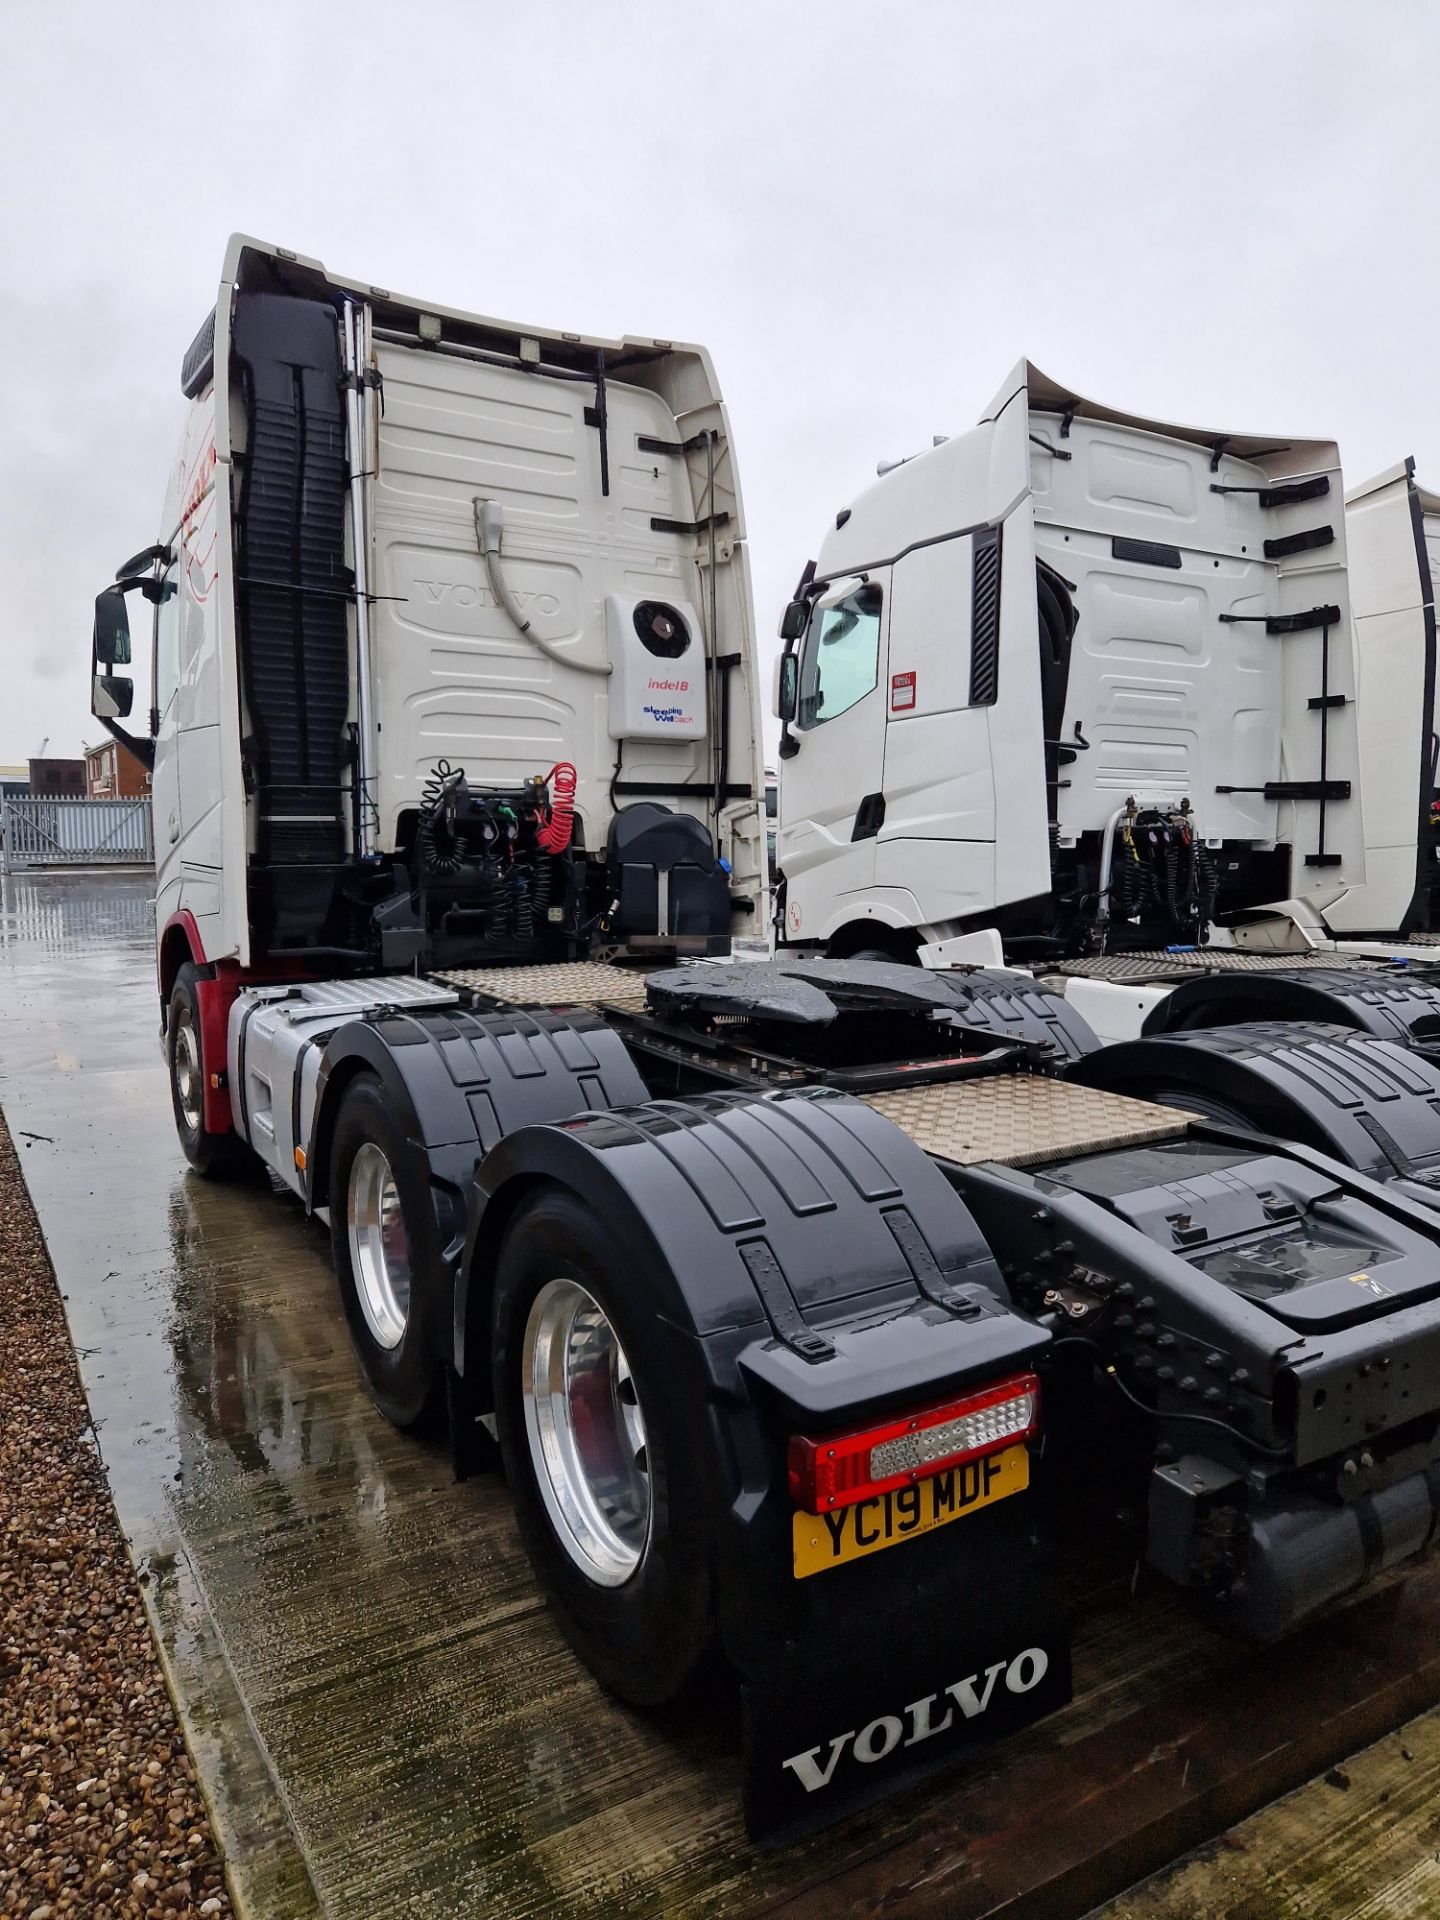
{"left": 460, "top": 1084, "right": 1069, "bottom": 1843}
{"left": 1072, "top": 1020, "right": 1440, "bottom": 1204}
{"left": 1142, "top": 963, "right": 1440, "bottom": 1058}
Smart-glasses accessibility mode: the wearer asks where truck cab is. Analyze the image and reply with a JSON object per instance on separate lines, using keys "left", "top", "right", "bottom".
{"left": 90, "top": 235, "right": 767, "bottom": 1102}
{"left": 774, "top": 360, "right": 1364, "bottom": 962}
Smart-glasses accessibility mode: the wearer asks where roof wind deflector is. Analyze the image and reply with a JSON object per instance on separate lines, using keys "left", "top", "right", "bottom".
{"left": 180, "top": 308, "right": 216, "bottom": 398}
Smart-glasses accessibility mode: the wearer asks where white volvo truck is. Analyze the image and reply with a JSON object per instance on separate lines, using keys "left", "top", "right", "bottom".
{"left": 90, "top": 245, "right": 1440, "bottom": 1842}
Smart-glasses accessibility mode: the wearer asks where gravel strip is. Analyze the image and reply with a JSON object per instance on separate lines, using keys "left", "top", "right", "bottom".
{"left": 0, "top": 1109, "right": 232, "bottom": 1918}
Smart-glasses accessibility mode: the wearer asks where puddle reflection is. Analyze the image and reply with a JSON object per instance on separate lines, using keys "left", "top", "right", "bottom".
{"left": 163, "top": 1171, "right": 402, "bottom": 1514}
{"left": 0, "top": 867, "right": 157, "bottom": 958}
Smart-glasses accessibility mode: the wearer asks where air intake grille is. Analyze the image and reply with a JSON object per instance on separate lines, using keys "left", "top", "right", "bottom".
{"left": 969, "top": 523, "right": 1003, "bottom": 706}
{"left": 230, "top": 291, "right": 351, "bottom": 875}
{"left": 180, "top": 308, "right": 216, "bottom": 399}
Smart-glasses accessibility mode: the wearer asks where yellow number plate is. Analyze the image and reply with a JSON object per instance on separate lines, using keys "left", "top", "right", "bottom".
{"left": 791, "top": 1444, "right": 1029, "bottom": 1580}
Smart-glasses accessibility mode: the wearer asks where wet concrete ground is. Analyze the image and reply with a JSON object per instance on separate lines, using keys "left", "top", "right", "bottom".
{"left": 0, "top": 872, "right": 783, "bottom": 1915}
{"left": 10, "top": 869, "right": 1440, "bottom": 1920}
{"left": 0, "top": 872, "right": 319, "bottom": 1918}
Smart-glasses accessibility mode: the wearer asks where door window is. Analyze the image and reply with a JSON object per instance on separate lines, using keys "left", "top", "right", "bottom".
{"left": 797, "top": 583, "right": 882, "bottom": 729}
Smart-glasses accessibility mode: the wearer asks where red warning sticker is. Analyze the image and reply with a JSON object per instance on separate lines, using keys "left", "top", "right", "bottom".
{"left": 891, "top": 670, "right": 917, "bottom": 712}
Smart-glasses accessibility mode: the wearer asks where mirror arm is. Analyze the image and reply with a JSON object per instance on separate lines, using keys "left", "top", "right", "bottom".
{"left": 116, "top": 543, "right": 174, "bottom": 580}
{"left": 115, "top": 573, "right": 170, "bottom": 605}
{"left": 95, "top": 713, "right": 156, "bottom": 773}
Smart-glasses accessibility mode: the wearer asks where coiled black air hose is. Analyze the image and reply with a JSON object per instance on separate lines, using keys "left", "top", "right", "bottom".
{"left": 531, "top": 855, "right": 553, "bottom": 928}
{"left": 512, "top": 869, "right": 535, "bottom": 943}
{"left": 418, "top": 760, "right": 466, "bottom": 874}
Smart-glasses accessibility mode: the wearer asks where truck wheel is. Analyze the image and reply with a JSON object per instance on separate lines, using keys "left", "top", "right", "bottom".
{"left": 167, "top": 962, "right": 243, "bottom": 1175}
{"left": 328, "top": 1073, "right": 445, "bottom": 1431}
{"left": 491, "top": 1187, "right": 714, "bottom": 1705}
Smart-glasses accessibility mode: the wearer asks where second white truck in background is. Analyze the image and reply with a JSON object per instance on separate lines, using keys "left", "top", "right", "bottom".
{"left": 773, "top": 364, "right": 1440, "bottom": 1046}
{"left": 774, "top": 361, "right": 1362, "bottom": 963}
{"left": 1329, "top": 457, "right": 1440, "bottom": 944}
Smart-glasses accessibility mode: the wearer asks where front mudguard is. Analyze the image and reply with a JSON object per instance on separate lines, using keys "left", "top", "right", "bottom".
{"left": 306, "top": 1005, "right": 651, "bottom": 1380}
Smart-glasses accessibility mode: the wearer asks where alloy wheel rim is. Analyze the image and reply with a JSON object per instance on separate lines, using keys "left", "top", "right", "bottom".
{"left": 522, "top": 1277, "right": 650, "bottom": 1586}
{"left": 346, "top": 1142, "right": 412, "bottom": 1350}
{"left": 173, "top": 1015, "right": 202, "bottom": 1134}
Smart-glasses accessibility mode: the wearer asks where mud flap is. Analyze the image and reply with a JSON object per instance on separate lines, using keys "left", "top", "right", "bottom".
{"left": 740, "top": 1584, "right": 1070, "bottom": 1845}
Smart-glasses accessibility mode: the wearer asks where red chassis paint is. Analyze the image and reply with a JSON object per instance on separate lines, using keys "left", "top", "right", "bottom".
{"left": 158, "top": 912, "right": 312, "bottom": 1138}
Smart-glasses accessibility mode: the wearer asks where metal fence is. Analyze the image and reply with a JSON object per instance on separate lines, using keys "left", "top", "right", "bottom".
{"left": 1, "top": 796, "right": 154, "bottom": 868}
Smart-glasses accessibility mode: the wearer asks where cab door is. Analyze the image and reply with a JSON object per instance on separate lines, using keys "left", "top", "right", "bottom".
{"left": 875, "top": 510, "right": 1051, "bottom": 925}
{"left": 869, "top": 369, "right": 1051, "bottom": 927}
{"left": 776, "top": 576, "right": 890, "bottom": 942}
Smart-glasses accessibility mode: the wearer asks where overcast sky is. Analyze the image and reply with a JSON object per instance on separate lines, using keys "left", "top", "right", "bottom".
{"left": 1, "top": 0, "right": 1436, "bottom": 765}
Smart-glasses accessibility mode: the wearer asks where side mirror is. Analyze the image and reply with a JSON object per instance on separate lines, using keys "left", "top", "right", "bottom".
{"left": 92, "top": 673, "right": 134, "bottom": 720}
{"left": 779, "top": 599, "right": 809, "bottom": 643}
{"left": 94, "top": 588, "right": 132, "bottom": 668}
{"left": 776, "top": 651, "right": 799, "bottom": 724}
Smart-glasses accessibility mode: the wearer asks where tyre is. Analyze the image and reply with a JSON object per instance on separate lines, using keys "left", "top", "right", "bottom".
{"left": 167, "top": 962, "right": 244, "bottom": 1176}
{"left": 846, "top": 946, "right": 912, "bottom": 966}
{"left": 491, "top": 1187, "right": 714, "bottom": 1705}
{"left": 328, "top": 1072, "right": 446, "bottom": 1431}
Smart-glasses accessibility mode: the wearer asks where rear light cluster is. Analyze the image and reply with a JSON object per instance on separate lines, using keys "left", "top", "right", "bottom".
{"left": 787, "top": 1373, "right": 1040, "bottom": 1514}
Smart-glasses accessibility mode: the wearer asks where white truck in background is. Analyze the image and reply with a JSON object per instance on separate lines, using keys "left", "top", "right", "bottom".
{"left": 1324, "top": 457, "right": 1440, "bottom": 946}
{"left": 771, "top": 363, "right": 1440, "bottom": 1042}
{"left": 774, "top": 361, "right": 1363, "bottom": 959}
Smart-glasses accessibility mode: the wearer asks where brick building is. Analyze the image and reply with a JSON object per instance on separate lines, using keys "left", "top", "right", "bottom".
{"left": 84, "top": 740, "right": 152, "bottom": 799}
{"left": 28, "top": 756, "right": 87, "bottom": 797}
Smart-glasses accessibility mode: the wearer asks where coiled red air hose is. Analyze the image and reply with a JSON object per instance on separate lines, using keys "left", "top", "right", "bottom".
{"left": 536, "top": 761, "right": 577, "bottom": 853}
